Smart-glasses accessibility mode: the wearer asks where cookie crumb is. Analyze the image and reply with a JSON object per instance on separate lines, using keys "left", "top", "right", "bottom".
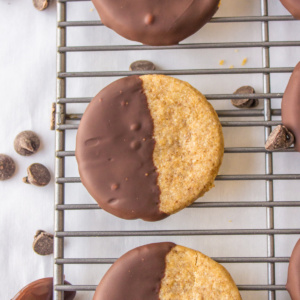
{"left": 234, "top": 49, "right": 239, "bottom": 53}
{"left": 90, "top": 8, "right": 94, "bottom": 12}
{"left": 50, "top": 103, "right": 56, "bottom": 130}
{"left": 229, "top": 65, "right": 234, "bottom": 69}
{"left": 241, "top": 58, "right": 248, "bottom": 66}
{"left": 219, "top": 60, "right": 225, "bottom": 66}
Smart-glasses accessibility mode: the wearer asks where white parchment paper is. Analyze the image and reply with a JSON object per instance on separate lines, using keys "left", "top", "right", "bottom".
{"left": 1, "top": 0, "right": 300, "bottom": 299}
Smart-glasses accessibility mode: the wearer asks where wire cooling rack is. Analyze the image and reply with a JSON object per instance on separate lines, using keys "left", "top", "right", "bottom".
{"left": 54, "top": 1, "right": 300, "bottom": 299}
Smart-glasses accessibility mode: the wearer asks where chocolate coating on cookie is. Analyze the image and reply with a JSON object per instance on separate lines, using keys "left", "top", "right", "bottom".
{"left": 281, "top": 62, "right": 300, "bottom": 152}
{"left": 286, "top": 239, "right": 300, "bottom": 300}
{"left": 12, "top": 277, "right": 76, "bottom": 300}
{"left": 91, "top": 0, "right": 220, "bottom": 46}
{"left": 280, "top": 0, "right": 300, "bottom": 19}
{"left": 76, "top": 76, "right": 166, "bottom": 221}
{"left": 93, "top": 242, "right": 175, "bottom": 300}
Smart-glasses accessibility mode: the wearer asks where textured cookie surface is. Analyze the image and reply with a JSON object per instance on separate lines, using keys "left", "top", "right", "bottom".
{"left": 93, "top": 243, "right": 241, "bottom": 300}
{"left": 91, "top": 0, "right": 220, "bottom": 46}
{"left": 142, "top": 75, "right": 223, "bottom": 215}
{"left": 76, "top": 75, "right": 223, "bottom": 221}
{"left": 160, "top": 245, "right": 242, "bottom": 300}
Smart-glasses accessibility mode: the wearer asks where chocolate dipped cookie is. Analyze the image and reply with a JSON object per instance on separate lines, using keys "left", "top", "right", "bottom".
{"left": 286, "top": 239, "right": 300, "bottom": 300}
{"left": 280, "top": 0, "right": 300, "bottom": 19}
{"left": 93, "top": 242, "right": 242, "bottom": 300}
{"left": 281, "top": 62, "right": 300, "bottom": 152}
{"left": 76, "top": 75, "right": 224, "bottom": 221}
{"left": 91, "top": 0, "right": 220, "bottom": 46}
{"left": 12, "top": 277, "right": 75, "bottom": 300}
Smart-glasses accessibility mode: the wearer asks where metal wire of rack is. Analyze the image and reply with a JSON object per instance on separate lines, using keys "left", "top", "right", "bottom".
{"left": 54, "top": 1, "right": 300, "bottom": 299}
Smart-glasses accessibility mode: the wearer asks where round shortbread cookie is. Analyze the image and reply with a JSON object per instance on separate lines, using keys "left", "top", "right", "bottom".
{"left": 12, "top": 278, "right": 76, "bottom": 300}
{"left": 76, "top": 75, "right": 224, "bottom": 221}
{"left": 93, "top": 243, "right": 242, "bottom": 300}
{"left": 91, "top": 0, "right": 220, "bottom": 46}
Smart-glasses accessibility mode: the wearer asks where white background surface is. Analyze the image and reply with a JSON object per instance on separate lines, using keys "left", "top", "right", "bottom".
{"left": 1, "top": 0, "right": 300, "bottom": 299}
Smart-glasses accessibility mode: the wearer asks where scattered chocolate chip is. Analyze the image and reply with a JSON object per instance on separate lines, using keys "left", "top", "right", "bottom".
{"left": 231, "top": 86, "right": 259, "bottom": 108}
{"left": 265, "top": 125, "right": 294, "bottom": 151}
{"left": 33, "top": 0, "right": 49, "bottom": 11}
{"left": 23, "top": 163, "right": 51, "bottom": 187}
{"left": 0, "top": 154, "right": 16, "bottom": 181}
{"left": 33, "top": 230, "right": 53, "bottom": 255}
{"left": 50, "top": 103, "right": 56, "bottom": 131}
{"left": 14, "top": 131, "right": 40, "bottom": 156}
{"left": 129, "top": 60, "right": 156, "bottom": 72}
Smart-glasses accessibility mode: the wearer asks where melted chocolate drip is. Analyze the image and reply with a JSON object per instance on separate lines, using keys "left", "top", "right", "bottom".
{"left": 286, "top": 239, "right": 300, "bottom": 300}
{"left": 281, "top": 62, "right": 300, "bottom": 152}
{"left": 91, "top": 0, "right": 219, "bottom": 46}
{"left": 76, "top": 76, "right": 166, "bottom": 221}
{"left": 280, "top": 0, "right": 300, "bottom": 19}
{"left": 11, "top": 278, "right": 76, "bottom": 300}
{"left": 93, "top": 242, "right": 176, "bottom": 300}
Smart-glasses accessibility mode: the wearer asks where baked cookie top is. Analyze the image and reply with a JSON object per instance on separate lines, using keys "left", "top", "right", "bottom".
{"left": 76, "top": 75, "right": 224, "bottom": 221}
{"left": 91, "top": 0, "right": 220, "bottom": 46}
{"left": 93, "top": 243, "right": 242, "bottom": 300}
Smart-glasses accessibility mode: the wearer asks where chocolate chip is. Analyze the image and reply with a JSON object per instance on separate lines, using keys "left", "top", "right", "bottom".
{"left": 32, "top": 230, "right": 53, "bottom": 255}
{"left": 33, "top": 0, "right": 49, "bottom": 11}
{"left": 23, "top": 163, "right": 51, "bottom": 186}
{"left": 0, "top": 154, "right": 16, "bottom": 181}
{"left": 265, "top": 125, "right": 294, "bottom": 151}
{"left": 14, "top": 131, "right": 40, "bottom": 156}
{"left": 231, "top": 86, "right": 259, "bottom": 108}
{"left": 129, "top": 60, "right": 156, "bottom": 72}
